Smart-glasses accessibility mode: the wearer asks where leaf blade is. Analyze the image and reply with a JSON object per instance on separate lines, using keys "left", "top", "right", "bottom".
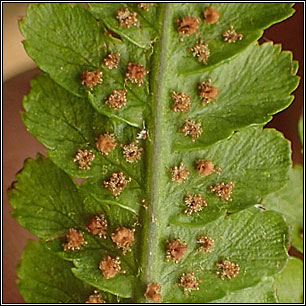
{"left": 17, "top": 240, "right": 94, "bottom": 303}
{"left": 19, "top": 3, "right": 106, "bottom": 97}
{"left": 161, "top": 207, "right": 289, "bottom": 303}
{"left": 9, "top": 154, "right": 85, "bottom": 239}
{"left": 262, "top": 165, "right": 303, "bottom": 252}
{"left": 13, "top": 3, "right": 300, "bottom": 303}
{"left": 171, "top": 43, "right": 299, "bottom": 150}
{"left": 273, "top": 257, "right": 303, "bottom": 303}
{"left": 169, "top": 127, "right": 291, "bottom": 227}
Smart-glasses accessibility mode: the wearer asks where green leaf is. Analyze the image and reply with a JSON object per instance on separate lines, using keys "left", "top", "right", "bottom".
{"left": 19, "top": 3, "right": 152, "bottom": 127}
{"left": 212, "top": 278, "right": 277, "bottom": 303}
{"left": 21, "top": 3, "right": 295, "bottom": 84}
{"left": 160, "top": 207, "right": 288, "bottom": 303}
{"left": 44, "top": 232, "right": 139, "bottom": 298}
{"left": 214, "top": 256, "right": 304, "bottom": 304}
{"left": 262, "top": 165, "right": 303, "bottom": 252}
{"left": 9, "top": 154, "right": 86, "bottom": 239}
{"left": 171, "top": 42, "right": 298, "bottom": 149}
{"left": 88, "top": 3, "right": 159, "bottom": 49}
{"left": 163, "top": 3, "right": 295, "bottom": 73}
{"left": 10, "top": 155, "right": 289, "bottom": 302}
{"left": 22, "top": 73, "right": 144, "bottom": 181}
{"left": 17, "top": 240, "right": 103, "bottom": 303}
{"left": 19, "top": 3, "right": 108, "bottom": 97}
{"left": 69, "top": 207, "right": 288, "bottom": 303}
{"left": 86, "top": 42, "right": 151, "bottom": 128}
{"left": 273, "top": 257, "right": 303, "bottom": 303}
{"left": 71, "top": 250, "right": 136, "bottom": 298}
{"left": 9, "top": 155, "right": 139, "bottom": 298}
{"left": 19, "top": 3, "right": 298, "bottom": 131}
{"left": 169, "top": 127, "right": 291, "bottom": 227}
{"left": 12, "top": 3, "right": 300, "bottom": 303}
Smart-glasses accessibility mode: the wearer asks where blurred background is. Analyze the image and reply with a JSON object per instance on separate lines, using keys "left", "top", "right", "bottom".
{"left": 3, "top": 3, "right": 303, "bottom": 303}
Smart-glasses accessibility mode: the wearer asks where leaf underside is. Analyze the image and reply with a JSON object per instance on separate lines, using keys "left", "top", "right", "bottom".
{"left": 10, "top": 154, "right": 289, "bottom": 301}
{"left": 273, "top": 256, "right": 304, "bottom": 303}
{"left": 262, "top": 165, "right": 303, "bottom": 253}
{"left": 17, "top": 240, "right": 125, "bottom": 303}
{"left": 11, "top": 3, "right": 301, "bottom": 303}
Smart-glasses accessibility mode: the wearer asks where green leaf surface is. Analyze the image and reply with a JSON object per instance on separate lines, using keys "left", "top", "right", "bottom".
{"left": 88, "top": 3, "right": 159, "bottom": 49}
{"left": 166, "top": 3, "right": 295, "bottom": 73}
{"left": 212, "top": 278, "right": 277, "bottom": 303}
{"left": 88, "top": 3, "right": 295, "bottom": 71}
{"left": 12, "top": 2, "right": 301, "bottom": 303}
{"left": 10, "top": 155, "right": 290, "bottom": 302}
{"left": 9, "top": 154, "right": 85, "bottom": 239}
{"left": 159, "top": 207, "right": 288, "bottom": 303}
{"left": 10, "top": 155, "right": 139, "bottom": 298}
{"left": 44, "top": 231, "right": 139, "bottom": 298}
{"left": 86, "top": 41, "right": 151, "bottom": 128}
{"left": 171, "top": 42, "right": 298, "bottom": 149}
{"left": 22, "top": 73, "right": 144, "bottom": 182}
{"left": 299, "top": 116, "right": 303, "bottom": 147}
{"left": 20, "top": 3, "right": 298, "bottom": 131}
{"left": 262, "top": 165, "right": 303, "bottom": 252}
{"left": 168, "top": 127, "right": 291, "bottom": 227}
{"left": 19, "top": 3, "right": 109, "bottom": 97}
{"left": 44, "top": 235, "right": 138, "bottom": 299}
{"left": 214, "top": 256, "right": 304, "bottom": 304}
{"left": 273, "top": 256, "right": 303, "bottom": 303}
{"left": 71, "top": 250, "right": 136, "bottom": 298}
{"left": 17, "top": 240, "right": 99, "bottom": 303}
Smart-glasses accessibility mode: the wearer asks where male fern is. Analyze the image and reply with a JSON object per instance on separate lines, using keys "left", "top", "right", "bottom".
{"left": 9, "top": 3, "right": 301, "bottom": 303}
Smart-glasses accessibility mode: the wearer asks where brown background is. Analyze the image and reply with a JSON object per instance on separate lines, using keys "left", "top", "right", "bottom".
{"left": 3, "top": 3, "right": 303, "bottom": 303}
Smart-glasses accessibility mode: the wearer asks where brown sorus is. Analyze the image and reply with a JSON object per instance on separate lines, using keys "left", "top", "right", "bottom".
{"left": 210, "top": 181, "right": 234, "bottom": 201}
{"left": 104, "top": 51, "right": 120, "bottom": 70}
{"left": 180, "top": 119, "right": 203, "bottom": 142}
{"left": 99, "top": 255, "right": 122, "bottom": 279}
{"left": 138, "top": 3, "right": 154, "bottom": 11}
{"left": 177, "top": 272, "right": 202, "bottom": 295}
{"left": 95, "top": 133, "right": 117, "bottom": 155}
{"left": 184, "top": 193, "right": 207, "bottom": 215}
{"left": 144, "top": 283, "right": 162, "bottom": 303}
{"left": 86, "top": 214, "right": 108, "bottom": 239}
{"left": 62, "top": 228, "right": 86, "bottom": 251}
{"left": 111, "top": 227, "right": 135, "bottom": 255}
{"left": 103, "top": 171, "right": 131, "bottom": 198}
{"left": 125, "top": 62, "right": 149, "bottom": 87}
{"left": 166, "top": 239, "right": 187, "bottom": 263}
{"left": 170, "top": 162, "right": 190, "bottom": 183}
{"left": 176, "top": 16, "right": 200, "bottom": 35}
{"left": 86, "top": 291, "right": 105, "bottom": 303}
{"left": 196, "top": 160, "right": 221, "bottom": 176}
{"left": 223, "top": 24, "right": 243, "bottom": 43}
{"left": 171, "top": 90, "right": 191, "bottom": 112}
{"left": 116, "top": 8, "right": 138, "bottom": 28}
{"left": 189, "top": 39, "right": 210, "bottom": 64}
{"left": 216, "top": 259, "right": 240, "bottom": 280}
{"left": 121, "top": 142, "right": 143, "bottom": 163}
{"left": 204, "top": 6, "right": 220, "bottom": 24}
{"left": 197, "top": 236, "right": 215, "bottom": 253}
{"left": 73, "top": 149, "right": 95, "bottom": 170}
{"left": 198, "top": 80, "right": 218, "bottom": 105}
{"left": 81, "top": 70, "right": 102, "bottom": 90}
{"left": 104, "top": 89, "right": 127, "bottom": 110}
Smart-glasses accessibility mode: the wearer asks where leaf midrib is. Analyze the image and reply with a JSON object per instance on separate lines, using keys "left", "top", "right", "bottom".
{"left": 137, "top": 3, "right": 170, "bottom": 303}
